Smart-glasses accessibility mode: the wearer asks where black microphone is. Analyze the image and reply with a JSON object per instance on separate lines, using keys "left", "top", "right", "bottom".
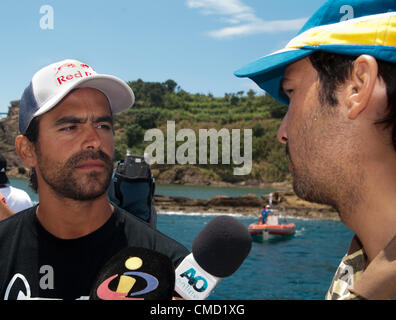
{"left": 90, "top": 247, "right": 175, "bottom": 300}
{"left": 175, "top": 215, "right": 252, "bottom": 300}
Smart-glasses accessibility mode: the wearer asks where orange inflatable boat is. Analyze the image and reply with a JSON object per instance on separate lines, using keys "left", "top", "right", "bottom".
{"left": 248, "top": 215, "right": 295, "bottom": 242}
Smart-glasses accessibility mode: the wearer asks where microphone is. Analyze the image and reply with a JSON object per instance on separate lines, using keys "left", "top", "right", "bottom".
{"left": 90, "top": 247, "right": 175, "bottom": 300}
{"left": 175, "top": 215, "right": 252, "bottom": 300}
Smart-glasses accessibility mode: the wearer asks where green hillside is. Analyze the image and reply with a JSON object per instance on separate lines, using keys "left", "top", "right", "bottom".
{"left": 114, "top": 79, "right": 290, "bottom": 184}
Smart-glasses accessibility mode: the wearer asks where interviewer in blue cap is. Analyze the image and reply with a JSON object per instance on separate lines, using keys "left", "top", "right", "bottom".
{"left": 236, "top": 0, "right": 396, "bottom": 300}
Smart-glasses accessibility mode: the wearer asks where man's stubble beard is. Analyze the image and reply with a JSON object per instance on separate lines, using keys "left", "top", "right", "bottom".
{"left": 286, "top": 117, "right": 364, "bottom": 223}
{"left": 36, "top": 146, "right": 114, "bottom": 201}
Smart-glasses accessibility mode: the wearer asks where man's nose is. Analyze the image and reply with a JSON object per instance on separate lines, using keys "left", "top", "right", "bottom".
{"left": 277, "top": 112, "right": 289, "bottom": 145}
{"left": 82, "top": 125, "right": 102, "bottom": 150}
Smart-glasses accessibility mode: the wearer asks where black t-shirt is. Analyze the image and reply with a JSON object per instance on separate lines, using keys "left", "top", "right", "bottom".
{"left": 0, "top": 205, "right": 189, "bottom": 300}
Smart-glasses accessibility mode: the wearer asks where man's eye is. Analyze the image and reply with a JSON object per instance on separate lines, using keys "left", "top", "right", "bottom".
{"left": 60, "top": 125, "right": 76, "bottom": 131}
{"left": 97, "top": 123, "right": 112, "bottom": 130}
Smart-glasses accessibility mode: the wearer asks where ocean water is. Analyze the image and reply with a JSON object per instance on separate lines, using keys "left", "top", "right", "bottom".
{"left": 157, "top": 212, "right": 353, "bottom": 300}
{"left": 9, "top": 178, "right": 354, "bottom": 300}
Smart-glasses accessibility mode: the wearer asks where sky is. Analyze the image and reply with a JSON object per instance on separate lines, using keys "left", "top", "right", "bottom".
{"left": 0, "top": 0, "right": 328, "bottom": 114}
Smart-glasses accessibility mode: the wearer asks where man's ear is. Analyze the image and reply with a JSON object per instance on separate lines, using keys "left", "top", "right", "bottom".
{"left": 347, "top": 55, "right": 378, "bottom": 120}
{"left": 15, "top": 135, "right": 37, "bottom": 168}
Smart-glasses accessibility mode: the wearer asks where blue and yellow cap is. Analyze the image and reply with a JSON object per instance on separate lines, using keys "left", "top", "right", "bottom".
{"left": 234, "top": 0, "right": 396, "bottom": 105}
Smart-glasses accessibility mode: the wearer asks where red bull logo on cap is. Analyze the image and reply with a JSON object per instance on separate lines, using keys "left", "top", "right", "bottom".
{"left": 55, "top": 61, "right": 96, "bottom": 86}
{"left": 56, "top": 63, "right": 76, "bottom": 74}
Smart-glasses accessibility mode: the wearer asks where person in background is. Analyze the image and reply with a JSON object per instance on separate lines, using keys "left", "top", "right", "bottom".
{"left": 235, "top": 0, "right": 396, "bottom": 299}
{"left": 260, "top": 205, "right": 270, "bottom": 224}
{"left": 0, "top": 192, "right": 15, "bottom": 220}
{"left": 0, "top": 153, "right": 32, "bottom": 215}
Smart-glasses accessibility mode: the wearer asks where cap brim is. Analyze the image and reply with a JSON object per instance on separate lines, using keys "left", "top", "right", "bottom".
{"left": 234, "top": 48, "right": 314, "bottom": 105}
{"left": 34, "top": 74, "right": 135, "bottom": 118}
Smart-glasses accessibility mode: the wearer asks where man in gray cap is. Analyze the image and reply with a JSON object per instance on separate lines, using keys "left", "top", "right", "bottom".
{"left": 236, "top": 0, "right": 396, "bottom": 299}
{"left": 0, "top": 59, "right": 188, "bottom": 300}
{"left": 0, "top": 153, "right": 32, "bottom": 215}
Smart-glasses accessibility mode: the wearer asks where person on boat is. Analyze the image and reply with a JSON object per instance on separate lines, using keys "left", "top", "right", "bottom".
{"left": 235, "top": 0, "right": 396, "bottom": 300}
{"left": 0, "top": 59, "right": 189, "bottom": 300}
{"left": 260, "top": 205, "right": 271, "bottom": 224}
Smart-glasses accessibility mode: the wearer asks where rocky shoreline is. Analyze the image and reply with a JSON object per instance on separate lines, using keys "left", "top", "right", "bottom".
{"left": 153, "top": 190, "right": 340, "bottom": 221}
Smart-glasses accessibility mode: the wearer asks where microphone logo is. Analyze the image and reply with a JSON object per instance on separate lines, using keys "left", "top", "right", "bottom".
{"left": 175, "top": 254, "right": 219, "bottom": 300}
{"left": 96, "top": 256, "right": 159, "bottom": 300}
{"left": 179, "top": 268, "right": 208, "bottom": 292}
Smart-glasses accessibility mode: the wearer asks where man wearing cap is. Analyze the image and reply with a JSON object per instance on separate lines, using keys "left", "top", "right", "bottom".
{"left": 0, "top": 59, "right": 189, "bottom": 300}
{"left": 0, "top": 153, "right": 32, "bottom": 216}
{"left": 236, "top": 0, "right": 396, "bottom": 299}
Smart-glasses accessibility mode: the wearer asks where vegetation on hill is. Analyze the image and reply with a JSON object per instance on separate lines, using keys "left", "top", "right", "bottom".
{"left": 114, "top": 79, "right": 290, "bottom": 184}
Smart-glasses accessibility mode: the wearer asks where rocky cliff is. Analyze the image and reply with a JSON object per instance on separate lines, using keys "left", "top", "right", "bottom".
{"left": 0, "top": 102, "right": 29, "bottom": 177}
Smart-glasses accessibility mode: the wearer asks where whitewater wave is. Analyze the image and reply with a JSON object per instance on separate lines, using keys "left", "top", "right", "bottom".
{"left": 157, "top": 210, "right": 249, "bottom": 218}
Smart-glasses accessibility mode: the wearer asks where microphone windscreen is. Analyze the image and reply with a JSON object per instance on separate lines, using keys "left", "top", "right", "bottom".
{"left": 90, "top": 247, "right": 175, "bottom": 300}
{"left": 192, "top": 216, "right": 252, "bottom": 278}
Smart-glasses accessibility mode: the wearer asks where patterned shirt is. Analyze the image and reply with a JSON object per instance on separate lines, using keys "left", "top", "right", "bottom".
{"left": 326, "top": 234, "right": 396, "bottom": 300}
{"left": 326, "top": 236, "right": 366, "bottom": 299}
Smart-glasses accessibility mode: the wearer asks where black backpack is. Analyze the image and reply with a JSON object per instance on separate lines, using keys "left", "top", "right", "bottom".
{"left": 108, "top": 154, "right": 157, "bottom": 228}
